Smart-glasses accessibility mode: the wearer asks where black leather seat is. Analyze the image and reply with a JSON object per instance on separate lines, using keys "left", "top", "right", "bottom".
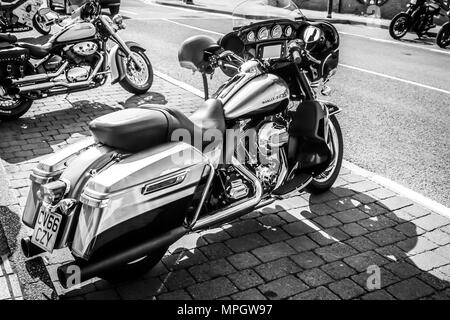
{"left": 16, "top": 42, "right": 52, "bottom": 59}
{"left": 0, "top": 33, "right": 17, "bottom": 44}
{"left": 89, "top": 99, "right": 225, "bottom": 153}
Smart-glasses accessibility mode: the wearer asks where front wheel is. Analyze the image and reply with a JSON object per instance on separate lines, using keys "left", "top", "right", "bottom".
{"left": 436, "top": 23, "right": 450, "bottom": 48}
{"left": 0, "top": 96, "right": 33, "bottom": 121}
{"left": 119, "top": 47, "right": 153, "bottom": 95}
{"left": 32, "top": 13, "right": 51, "bottom": 35}
{"left": 389, "top": 13, "right": 411, "bottom": 40}
{"left": 308, "top": 116, "right": 343, "bottom": 193}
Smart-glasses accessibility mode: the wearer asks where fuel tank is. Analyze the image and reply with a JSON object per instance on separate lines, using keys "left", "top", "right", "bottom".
{"left": 53, "top": 22, "right": 97, "bottom": 43}
{"left": 218, "top": 73, "right": 290, "bottom": 120}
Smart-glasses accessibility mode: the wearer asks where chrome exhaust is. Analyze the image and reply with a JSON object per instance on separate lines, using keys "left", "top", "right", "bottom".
{"left": 12, "top": 61, "right": 69, "bottom": 85}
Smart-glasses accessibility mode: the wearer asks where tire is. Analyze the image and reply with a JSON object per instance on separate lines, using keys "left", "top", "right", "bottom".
{"left": 118, "top": 47, "right": 153, "bottom": 94}
{"left": 436, "top": 23, "right": 450, "bottom": 48}
{"left": 32, "top": 13, "right": 51, "bottom": 35}
{"left": 389, "top": 13, "right": 411, "bottom": 40}
{"left": 0, "top": 97, "right": 33, "bottom": 121}
{"left": 97, "top": 247, "right": 167, "bottom": 283}
{"left": 110, "top": 6, "right": 120, "bottom": 16}
{"left": 307, "top": 116, "right": 343, "bottom": 194}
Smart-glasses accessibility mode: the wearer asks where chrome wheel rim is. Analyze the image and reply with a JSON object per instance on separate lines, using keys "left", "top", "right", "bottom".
{"left": 124, "top": 52, "right": 149, "bottom": 87}
{"left": 393, "top": 17, "right": 408, "bottom": 37}
{"left": 35, "top": 14, "right": 51, "bottom": 33}
{"left": 313, "top": 120, "right": 339, "bottom": 183}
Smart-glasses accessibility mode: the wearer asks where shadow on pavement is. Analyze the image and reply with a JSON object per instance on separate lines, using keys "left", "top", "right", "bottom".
{"left": 58, "top": 186, "right": 450, "bottom": 300}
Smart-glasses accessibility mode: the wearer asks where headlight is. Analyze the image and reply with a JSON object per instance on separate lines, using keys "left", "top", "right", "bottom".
{"left": 258, "top": 27, "right": 269, "bottom": 40}
{"left": 112, "top": 14, "right": 125, "bottom": 29}
{"left": 37, "top": 180, "right": 69, "bottom": 206}
{"left": 271, "top": 25, "right": 283, "bottom": 38}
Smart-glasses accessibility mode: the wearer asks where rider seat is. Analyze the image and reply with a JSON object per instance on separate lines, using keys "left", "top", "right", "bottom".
{"left": 0, "top": 33, "right": 18, "bottom": 44}
{"left": 89, "top": 99, "right": 226, "bottom": 153}
{"left": 16, "top": 42, "right": 52, "bottom": 59}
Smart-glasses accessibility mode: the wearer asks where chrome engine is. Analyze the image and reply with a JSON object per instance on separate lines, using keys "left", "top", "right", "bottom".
{"left": 72, "top": 41, "right": 98, "bottom": 57}
{"left": 66, "top": 64, "right": 92, "bottom": 83}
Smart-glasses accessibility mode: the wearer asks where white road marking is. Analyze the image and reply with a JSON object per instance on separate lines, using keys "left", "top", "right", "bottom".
{"left": 153, "top": 70, "right": 450, "bottom": 217}
{"left": 340, "top": 31, "right": 450, "bottom": 55}
{"left": 340, "top": 63, "right": 450, "bottom": 95}
{"left": 120, "top": 9, "right": 138, "bottom": 15}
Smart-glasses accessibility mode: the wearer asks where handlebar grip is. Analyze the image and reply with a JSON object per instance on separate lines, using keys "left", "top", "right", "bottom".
{"left": 292, "top": 50, "right": 302, "bottom": 64}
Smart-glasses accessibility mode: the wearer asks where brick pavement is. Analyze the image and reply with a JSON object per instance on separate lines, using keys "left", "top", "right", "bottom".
{"left": 1, "top": 74, "right": 450, "bottom": 300}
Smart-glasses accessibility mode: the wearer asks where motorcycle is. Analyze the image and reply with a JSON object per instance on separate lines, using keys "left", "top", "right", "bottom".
{"left": 0, "top": 0, "right": 153, "bottom": 121}
{"left": 436, "top": 9, "right": 450, "bottom": 47}
{"left": 20, "top": 0, "right": 343, "bottom": 289}
{"left": 389, "top": 0, "right": 449, "bottom": 39}
{"left": 0, "top": 0, "right": 60, "bottom": 35}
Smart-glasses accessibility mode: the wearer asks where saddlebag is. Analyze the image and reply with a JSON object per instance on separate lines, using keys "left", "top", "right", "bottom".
{"left": 288, "top": 100, "right": 331, "bottom": 174}
{"left": 0, "top": 46, "right": 29, "bottom": 79}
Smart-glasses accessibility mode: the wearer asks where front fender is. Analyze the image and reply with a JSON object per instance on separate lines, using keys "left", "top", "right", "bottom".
{"left": 109, "top": 41, "right": 147, "bottom": 84}
{"left": 320, "top": 100, "right": 342, "bottom": 116}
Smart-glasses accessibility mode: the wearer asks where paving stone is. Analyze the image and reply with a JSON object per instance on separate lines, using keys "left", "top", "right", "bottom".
{"left": 257, "top": 214, "right": 285, "bottom": 228}
{"left": 378, "top": 196, "right": 413, "bottom": 211}
{"left": 347, "top": 180, "right": 380, "bottom": 193}
{"left": 225, "top": 219, "right": 265, "bottom": 237}
{"left": 315, "top": 243, "right": 358, "bottom": 262}
{"left": 396, "top": 236, "right": 440, "bottom": 256}
{"left": 358, "top": 216, "right": 397, "bottom": 232}
{"left": 351, "top": 268, "right": 400, "bottom": 290}
{"left": 84, "top": 289, "right": 120, "bottom": 300}
{"left": 327, "top": 198, "right": 362, "bottom": 212}
{"left": 352, "top": 193, "right": 378, "bottom": 205}
{"left": 297, "top": 268, "right": 333, "bottom": 287}
{"left": 158, "top": 289, "right": 192, "bottom": 300}
{"left": 282, "top": 221, "right": 315, "bottom": 237}
{"left": 417, "top": 269, "right": 450, "bottom": 290}
{"left": 258, "top": 275, "right": 309, "bottom": 300}
{"left": 225, "top": 233, "right": 269, "bottom": 253}
{"left": 341, "top": 174, "right": 366, "bottom": 183}
{"left": 160, "top": 269, "right": 196, "bottom": 291}
{"left": 228, "top": 269, "right": 265, "bottom": 290}
{"left": 309, "top": 203, "right": 335, "bottom": 216}
{"left": 308, "top": 228, "right": 350, "bottom": 246}
{"left": 290, "top": 286, "right": 339, "bottom": 300}
{"left": 251, "top": 242, "right": 296, "bottom": 263}
{"left": 308, "top": 191, "right": 338, "bottom": 204}
{"left": 162, "top": 249, "right": 208, "bottom": 271}
{"left": 387, "top": 278, "right": 435, "bottom": 300}
{"left": 361, "top": 289, "right": 395, "bottom": 300}
{"left": 345, "top": 236, "right": 378, "bottom": 252}
{"left": 339, "top": 223, "right": 369, "bottom": 237}
{"left": 367, "top": 188, "right": 397, "bottom": 200}
{"left": 254, "top": 257, "right": 302, "bottom": 281}
{"left": 330, "top": 187, "right": 356, "bottom": 198}
{"left": 231, "top": 288, "right": 267, "bottom": 300}
{"left": 200, "top": 227, "right": 231, "bottom": 244}
{"left": 260, "top": 227, "right": 291, "bottom": 243}
{"left": 199, "top": 243, "right": 234, "bottom": 260}
{"left": 395, "top": 222, "right": 426, "bottom": 237}
{"left": 188, "top": 277, "right": 238, "bottom": 300}
{"left": 286, "top": 235, "right": 319, "bottom": 253}
{"left": 401, "top": 204, "right": 431, "bottom": 218}
{"left": 386, "top": 210, "right": 416, "bottom": 223}
{"left": 0, "top": 277, "right": 11, "bottom": 300}
{"left": 412, "top": 213, "right": 450, "bottom": 232}
{"left": 226, "top": 252, "right": 261, "bottom": 270}
{"left": 424, "top": 229, "right": 450, "bottom": 246}
{"left": 365, "top": 228, "right": 406, "bottom": 246}
{"left": 333, "top": 208, "right": 369, "bottom": 224}
{"left": 343, "top": 251, "right": 389, "bottom": 272}
{"left": 440, "top": 225, "right": 450, "bottom": 236}
{"left": 328, "top": 279, "right": 366, "bottom": 299}
{"left": 188, "top": 259, "right": 236, "bottom": 282}
{"left": 290, "top": 251, "right": 325, "bottom": 269}
{"left": 116, "top": 277, "right": 167, "bottom": 300}
{"left": 384, "top": 261, "right": 422, "bottom": 279}
{"left": 359, "top": 203, "right": 389, "bottom": 216}
{"left": 321, "top": 261, "right": 356, "bottom": 280}
{"left": 408, "top": 251, "right": 450, "bottom": 271}
{"left": 433, "top": 244, "right": 450, "bottom": 260}
{"left": 313, "top": 215, "right": 342, "bottom": 228}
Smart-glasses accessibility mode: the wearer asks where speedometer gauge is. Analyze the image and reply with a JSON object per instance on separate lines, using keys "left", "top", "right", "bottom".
{"left": 257, "top": 27, "right": 269, "bottom": 40}
{"left": 285, "top": 25, "right": 293, "bottom": 37}
{"left": 271, "top": 25, "right": 283, "bottom": 38}
{"left": 247, "top": 31, "right": 255, "bottom": 42}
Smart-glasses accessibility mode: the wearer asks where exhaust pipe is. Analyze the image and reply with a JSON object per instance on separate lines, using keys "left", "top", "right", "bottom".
{"left": 12, "top": 62, "right": 69, "bottom": 85}
{"left": 21, "top": 237, "right": 46, "bottom": 258}
{"left": 57, "top": 225, "right": 188, "bottom": 289}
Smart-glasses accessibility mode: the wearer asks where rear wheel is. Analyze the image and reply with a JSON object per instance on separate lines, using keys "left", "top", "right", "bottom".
{"left": 32, "top": 12, "right": 51, "bottom": 35}
{"left": 389, "top": 13, "right": 411, "bottom": 39}
{"left": 436, "top": 23, "right": 450, "bottom": 48}
{"left": 0, "top": 95, "right": 33, "bottom": 121}
{"left": 308, "top": 116, "right": 343, "bottom": 193}
{"left": 119, "top": 47, "right": 153, "bottom": 94}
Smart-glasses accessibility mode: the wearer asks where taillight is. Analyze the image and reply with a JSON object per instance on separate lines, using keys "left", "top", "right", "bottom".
{"left": 36, "top": 179, "right": 70, "bottom": 206}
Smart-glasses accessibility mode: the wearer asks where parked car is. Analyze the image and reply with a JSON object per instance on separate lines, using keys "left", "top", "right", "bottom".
{"left": 48, "top": 0, "right": 120, "bottom": 16}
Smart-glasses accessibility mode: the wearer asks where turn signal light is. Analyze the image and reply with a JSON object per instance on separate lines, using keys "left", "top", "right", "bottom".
{"left": 37, "top": 180, "right": 69, "bottom": 206}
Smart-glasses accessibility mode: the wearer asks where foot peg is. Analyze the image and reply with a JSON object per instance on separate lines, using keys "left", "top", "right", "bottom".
{"left": 272, "top": 173, "right": 312, "bottom": 198}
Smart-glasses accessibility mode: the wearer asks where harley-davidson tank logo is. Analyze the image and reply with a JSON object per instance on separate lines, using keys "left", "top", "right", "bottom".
{"left": 262, "top": 89, "right": 288, "bottom": 105}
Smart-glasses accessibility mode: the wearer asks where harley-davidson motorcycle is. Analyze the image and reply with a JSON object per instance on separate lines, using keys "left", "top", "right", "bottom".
{"left": 0, "top": 0, "right": 153, "bottom": 121}
{"left": 0, "top": 0, "right": 59, "bottom": 34}
{"left": 20, "top": 0, "right": 342, "bottom": 289}
{"left": 389, "top": 0, "right": 450, "bottom": 39}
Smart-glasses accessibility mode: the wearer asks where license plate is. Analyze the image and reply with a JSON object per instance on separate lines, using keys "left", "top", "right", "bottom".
{"left": 31, "top": 207, "right": 62, "bottom": 253}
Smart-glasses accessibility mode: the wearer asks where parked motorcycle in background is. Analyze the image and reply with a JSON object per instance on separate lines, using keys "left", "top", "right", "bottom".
{"left": 0, "top": 0, "right": 60, "bottom": 35}
{"left": 389, "top": 0, "right": 449, "bottom": 39}
{"left": 19, "top": 0, "right": 343, "bottom": 289}
{"left": 436, "top": 9, "right": 450, "bottom": 47}
{"left": 0, "top": 0, "right": 153, "bottom": 121}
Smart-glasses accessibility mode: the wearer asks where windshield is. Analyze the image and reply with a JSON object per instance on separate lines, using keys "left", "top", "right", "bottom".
{"left": 232, "top": 0, "right": 304, "bottom": 29}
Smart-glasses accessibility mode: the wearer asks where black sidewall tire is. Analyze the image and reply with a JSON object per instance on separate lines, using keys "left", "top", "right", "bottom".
{"left": 0, "top": 98, "right": 33, "bottom": 121}
{"left": 32, "top": 13, "right": 51, "bottom": 35}
{"left": 389, "top": 13, "right": 410, "bottom": 40}
{"left": 307, "top": 116, "right": 344, "bottom": 194}
{"left": 436, "top": 23, "right": 450, "bottom": 48}
{"left": 118, "top": 47, "right": 153, "bottom": 95}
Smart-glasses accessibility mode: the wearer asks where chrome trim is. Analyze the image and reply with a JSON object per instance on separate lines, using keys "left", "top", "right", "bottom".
{"left": 274, "top": 148, "right": 288, "bottom": 190}
{"left": 12, "top": 61, "right": 69, "bottom": 85}
{"left": 142, "top": 170, "right": 188, "bottom": 195}
{"left": 192, "top": 157, "right": 262, "bottom": 230}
